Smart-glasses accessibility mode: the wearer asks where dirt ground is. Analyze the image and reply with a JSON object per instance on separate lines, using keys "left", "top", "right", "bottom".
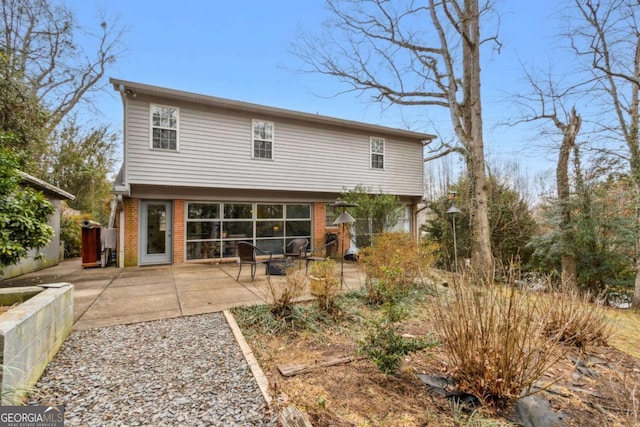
{"left": 238, "top": 293, "right": 640, "bottom": 426}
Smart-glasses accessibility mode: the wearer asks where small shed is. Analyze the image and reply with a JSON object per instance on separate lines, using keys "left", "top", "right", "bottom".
{"left": 0, "top": 172, "right": 75, "bottom": 280}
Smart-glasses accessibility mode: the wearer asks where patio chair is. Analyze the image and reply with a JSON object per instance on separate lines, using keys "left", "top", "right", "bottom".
{"left": 305, "top": 239, "right": 338, "bottom": 273}
{"left": 236, "top": 242, "right": 272, "bottom": 281}
{"left": 284, "top": 238, "right": 309, "bottom": 260}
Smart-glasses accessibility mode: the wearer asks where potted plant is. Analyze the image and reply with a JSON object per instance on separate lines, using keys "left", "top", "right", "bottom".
{"left": 309, "top": 258, "right": 340, "bottom": 297}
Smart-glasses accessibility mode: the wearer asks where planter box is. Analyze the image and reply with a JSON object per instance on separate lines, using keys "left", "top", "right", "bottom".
{"left": 0, "top": 283, "right": 73, "bottom": 404}
{"left": 309, "top": 275, "right": 325, "bottom": 296}
{"left": 268, "top": 258, "right": 293, "bottom": 276}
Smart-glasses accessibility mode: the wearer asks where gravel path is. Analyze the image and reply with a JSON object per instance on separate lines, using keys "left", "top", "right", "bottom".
{"left": 28, "top": 313, "right": 275, "bottom": 426}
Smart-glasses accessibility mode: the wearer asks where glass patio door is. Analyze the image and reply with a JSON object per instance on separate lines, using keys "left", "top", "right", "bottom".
{"left": 140, "top": 200, "right": 172, "bottom": 264}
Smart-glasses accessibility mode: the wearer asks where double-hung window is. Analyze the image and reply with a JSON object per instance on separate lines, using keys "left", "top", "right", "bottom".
{"left": 253, "top": 120, "right": 273, "bottom": 159}
{"left": 370, "top": 137, "right": 385, "bottom": 169}
{"left": 151, "top": 105, "right": 178, "bottom": 150}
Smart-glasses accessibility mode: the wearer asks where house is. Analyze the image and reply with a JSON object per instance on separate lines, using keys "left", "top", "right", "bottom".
{"left": 110, "top": 78, "right": 435, "bottom": 267}
{"left": 0, "top": 172, "right": 75, "bottom": 280}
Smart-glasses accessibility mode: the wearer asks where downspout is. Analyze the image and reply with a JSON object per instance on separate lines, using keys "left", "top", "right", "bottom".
{"left": 117, "top": 83, "right": 128, "bottom": 192}
{"left": 117, "top": 84, "right": 128, "bottom": 268}
{"left": 108, "top": 197, "right": 118, "bottom": 229}
{"left": 118, "top": 195, "right": 125, "bottom": 268}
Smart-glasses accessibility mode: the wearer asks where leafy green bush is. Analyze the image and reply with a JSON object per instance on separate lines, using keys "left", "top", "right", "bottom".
{"left": 358, "top": 299, "right": 437, "bottom": 375}
{"left": 0, "top": 148, "right": 54, "bottom": 271}
{"left": 60, "top": 211, "right": 83, "bottom": 258}
{"left": 339, "top": 184, "right": 404, "bottom": 248}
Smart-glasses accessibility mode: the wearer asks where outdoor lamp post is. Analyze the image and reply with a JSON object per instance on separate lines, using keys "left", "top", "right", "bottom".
{"left": 331, "top": 200, "right": 358, "bottom": 287}
{"left": 446, "top": 204, "right": 462, "bottom": 273}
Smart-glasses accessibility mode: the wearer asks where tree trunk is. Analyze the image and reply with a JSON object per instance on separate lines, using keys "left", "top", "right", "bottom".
{"left": 572, "top": 1, "right": 640, "bottom": 306}
{"left": 633, "top": 179, "right": 640, "bottom": 308}
{"left": 463, "top": 0, "right": 493, "bottom": 280}
{"left": 631, "top": 44, "right": 640, "bottom": 309}
{"left": 557, "top": 108, "right": 581, "bottom": 289}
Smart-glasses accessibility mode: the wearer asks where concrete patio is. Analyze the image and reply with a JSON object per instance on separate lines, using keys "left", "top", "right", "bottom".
{"left": 0, "top": 258, "right": 366, "bottom": 330}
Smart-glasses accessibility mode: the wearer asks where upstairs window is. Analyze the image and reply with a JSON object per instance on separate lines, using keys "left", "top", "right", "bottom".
{"left": 253, "top": 120, "right": 273, "bottom": 159}
{"left": 371, "top": 137, "right": 385, "bottom": 169}
{"left": 151, "top": 105, "right": 178, "bottom": 150}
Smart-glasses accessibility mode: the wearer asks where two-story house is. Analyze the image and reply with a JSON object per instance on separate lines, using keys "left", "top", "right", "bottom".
{"left": 110, "top": 79, "right": 435, "bottom": 267}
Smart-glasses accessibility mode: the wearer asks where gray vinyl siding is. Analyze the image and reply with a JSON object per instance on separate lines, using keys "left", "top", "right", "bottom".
{"left": 125, "top": 97, "right": 423, "bottom": 196}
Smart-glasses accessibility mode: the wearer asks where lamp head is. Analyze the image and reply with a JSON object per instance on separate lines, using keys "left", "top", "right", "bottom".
{"left": 446, "top": 205, "right": 462, "bottom": 215}
{"left": 333, "top": 211, "right": 356, "bottom": 225}
{"left": 331, "top": 199, "right": 359, "bottom": 208}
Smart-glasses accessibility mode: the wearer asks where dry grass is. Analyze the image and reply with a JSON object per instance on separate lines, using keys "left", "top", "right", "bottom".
{"left": 236, "top": 258, "right": 640, "bottom": 425}
{"left": 607, "top": 309, "right": 640, "bottom": 359}
{"left": 236, "top": 279, "right": 640, "bottom": 426}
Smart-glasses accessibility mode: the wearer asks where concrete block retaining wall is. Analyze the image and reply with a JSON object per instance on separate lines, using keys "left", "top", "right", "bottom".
{"left": 0, "top": 283, "right": 73, "bottom": 403}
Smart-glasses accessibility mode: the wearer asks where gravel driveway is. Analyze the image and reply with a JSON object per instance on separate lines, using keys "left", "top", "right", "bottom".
{"left": 28, "top": 313, "right": 275, "bottom": 426}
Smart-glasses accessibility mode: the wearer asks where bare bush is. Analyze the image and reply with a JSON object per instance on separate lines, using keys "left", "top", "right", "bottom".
{"left": 538, "top": 283, "right": 613, "bottom": 349}
{"left": 607, "top": 361, "right": 640, "bottom": 427}
{"left": 309, "top": 259, "right": 341, "bottom": 314}
{"left": 432, "top": 273, "right": 567, "bottom": 410}
{"left": 262, "top": 265, "right": 307, "bottom": 318}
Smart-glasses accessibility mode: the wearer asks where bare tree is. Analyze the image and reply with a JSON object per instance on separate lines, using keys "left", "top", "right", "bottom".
{"left": 515, "top": 72, "right": 583, "bottom": 288}
{"left": 0, "top": 0, "right": 126, "bottom": 136}
{"left": 294, "top": 0, "right": 496, "bottom": 278}
{"left": 570, "top": 0, "right": 640, "bottom": 307}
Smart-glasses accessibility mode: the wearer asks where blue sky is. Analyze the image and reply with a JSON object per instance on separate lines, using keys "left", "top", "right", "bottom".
{"left": 72, "top": 0, "right": 572, "bottom": 181}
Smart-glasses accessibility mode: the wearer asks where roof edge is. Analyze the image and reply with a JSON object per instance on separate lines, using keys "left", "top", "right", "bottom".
{"left": 19, "top": 171, "right": 75, "bottom": 201}
{"left": 109, "top": 78, "right": 437, "bottom": 142}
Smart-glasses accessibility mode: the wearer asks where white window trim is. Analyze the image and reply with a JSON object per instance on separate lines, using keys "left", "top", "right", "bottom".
{"left": 149, "top": 104, "right": 180, "bottom": 151}
{"left": 252, "top": 119, "right": 274, "bottom": 160}
{"left": 370, "top": 136, "right": 385, "bottom": 169}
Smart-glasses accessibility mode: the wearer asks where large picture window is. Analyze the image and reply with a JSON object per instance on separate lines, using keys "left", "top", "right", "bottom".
{"left": 252, "top": 120, "right": 273, "bottom": 159}
{"left": 151, "top": 105, "right": 178, "bottom": 150}
{"left": 185, "top": 203, "right": 220, "bottom": 260}
{"left": 185, "top": 202, "right": 311, "bottom": 260}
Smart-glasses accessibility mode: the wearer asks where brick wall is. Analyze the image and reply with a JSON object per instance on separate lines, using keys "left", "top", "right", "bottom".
{"left": 173, "top": 200, "right": 185, "bottom": 263}
{"left": 123, "top": 198, "right": 138, "bottom": 267}
{"left": 312, "top": 202, "right": 346, "bottom": 259}
{"left": 312, "top": 202, "right": 328, "bottom": 251}
{"left": 124, "top": 200, "right": 347, "bottom": 266}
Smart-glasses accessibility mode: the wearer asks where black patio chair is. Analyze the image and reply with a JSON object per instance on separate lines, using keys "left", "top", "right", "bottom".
{"left": 304, "top": 239, "right": 337, "bottom": 273}
{"left": 284, "top": 238, "right": 310, "bottom": 260}
{"left": 236, "top": 242, "right": 272, "bottom": 281}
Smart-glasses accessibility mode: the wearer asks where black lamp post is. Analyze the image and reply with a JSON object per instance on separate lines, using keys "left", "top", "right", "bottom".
{"left": 446, "top": 191, "right": 462, "bottom": 273}
{"left": 331, "top": 200, "right": 358, "bottom": 287}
